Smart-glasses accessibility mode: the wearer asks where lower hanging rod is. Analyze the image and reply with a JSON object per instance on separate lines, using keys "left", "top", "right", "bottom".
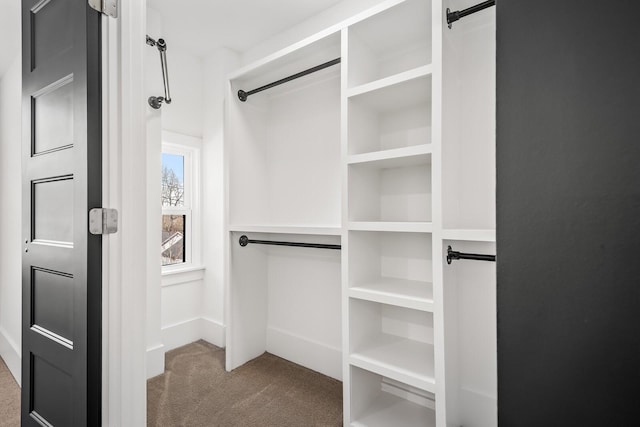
{"left": 447, "top": 246, "right": 496, "bottom": 264}
{"left": 446, "top": 0, "right": 495, "bottom": 28}
{"left": 238, "top": 58, "right": 341, "bottom": 102}
{"left": 239, "top": 235, "right": 341, "bottom": 250}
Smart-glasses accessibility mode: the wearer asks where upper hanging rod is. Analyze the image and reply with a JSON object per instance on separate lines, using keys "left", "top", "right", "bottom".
{"left": 238, "top": 58, "right": 341, "bottom": 102}
{"left": 446, "top": 246, "right": 496, "bottom": 264}
{"left": 239, "top": 235, "right": 341, "bottom": 250}
{"left": 146, "top": 35, "right": 172, "bottom": 109}
{"left": 446, "top": 0, "right": 495, "bottom": 28}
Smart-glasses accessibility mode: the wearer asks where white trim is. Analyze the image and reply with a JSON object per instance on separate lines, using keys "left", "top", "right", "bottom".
{"left": 200, "top": 318, "right": 226, "bottom": 348}
{"left": 161, "top": 318, "right": 202, "bottom": 352}
{"left": 266, "top": 326, "right": 342, "bottom": 381}
{"left": 227, "top": 224, "right": 342, "bottom": 236}
{"left": 441, "top": 228, "right": 496, "bottom": 242}
{"left": 161, "top": 135, "right": 202, "bottom": 270}
{"left": 145, "top": 343, "right": 165, "bottom": 379}
{"left": 162, "top": 130, "right": 202, "bottom": 149}
{"left": 161, "top": 265, "right": 205, "bottom": 287}
{"left": 104, "top": 0, "right": 148, "bottom": 425}
{"left": 160, "top": 318, "right": 226, "bottom": 352}
{"left": 0, "top": 326, "right": 21, "bottom": 386}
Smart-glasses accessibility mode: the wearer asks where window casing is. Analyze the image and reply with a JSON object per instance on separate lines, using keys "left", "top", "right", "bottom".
{"left": 161, "top": 134, "right": 200, "bottom": 272}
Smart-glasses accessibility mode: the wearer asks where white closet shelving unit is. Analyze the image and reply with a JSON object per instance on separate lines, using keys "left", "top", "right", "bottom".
{"left": 225, "top": 31, "right": 344, "bottom": 381}
{"left": 343, "top": 0, "right": 436, "bottom": 425}
{"left": 224, "top": 0, "right": 496, "bottom": 425}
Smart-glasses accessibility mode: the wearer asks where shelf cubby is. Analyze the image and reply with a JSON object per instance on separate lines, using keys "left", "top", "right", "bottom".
{"left": 348, "top": 231, "right": 432, "bottom": 303}
{"left": 349, "top": 298, "right": 435, "bottom": 392}
{"left": 350, "top": 366, "right": 436, "bottom": 427}
{"left": 347, "top": 0, "right": 432, "bottom": 88}
{"left": 348, "top": 154, "right": 431, "bottom": 223}
{"left": 348, "top": 71, "right": 432, "bottom": 156}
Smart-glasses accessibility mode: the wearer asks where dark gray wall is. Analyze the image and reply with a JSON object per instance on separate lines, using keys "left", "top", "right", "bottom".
{"left": 496, "top": 1, "right": 640, "bottom": 425}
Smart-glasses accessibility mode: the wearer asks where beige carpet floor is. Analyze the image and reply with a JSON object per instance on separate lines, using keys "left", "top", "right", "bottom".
{"left": 0, "top": 356, "right": 20, "bottom": 427}
{"left": 147, "top": 340, "right": 343, "bottom": 427}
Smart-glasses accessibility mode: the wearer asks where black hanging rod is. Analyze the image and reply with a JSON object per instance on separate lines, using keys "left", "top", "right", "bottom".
{"left": 238, "top": 58, "right": 341, "bottom": 102}
{"left": 447, "top": 246, "right": 496, "bottom": 264}
{"left": 239, "top": 235, "right": 341, "bottom": 250}
{"left": 446, "top": 0, "right": 495, "bottom": 28}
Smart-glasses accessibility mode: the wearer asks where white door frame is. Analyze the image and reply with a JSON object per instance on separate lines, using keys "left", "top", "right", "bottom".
{"left": 101, "top": 0, "right": 148, "bottom": 424}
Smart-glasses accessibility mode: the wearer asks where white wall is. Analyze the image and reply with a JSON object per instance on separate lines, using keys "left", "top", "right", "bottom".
{"left": 0, "top": 54, "right": 22, "bottom": 384}
{"left": 146, "top": 7, "right": 213, "bottom": 378}
{"left": 159, "top": 48, "right": 204, "bottom": 138}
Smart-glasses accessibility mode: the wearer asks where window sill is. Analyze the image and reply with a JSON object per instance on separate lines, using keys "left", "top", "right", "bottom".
{"left": 161, "top": 265, "right": 206, "bottom": 287}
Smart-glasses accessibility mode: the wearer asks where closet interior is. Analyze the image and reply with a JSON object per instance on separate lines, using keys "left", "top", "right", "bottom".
{"left": 151, "top": 0, "right": 497, "bottom": 425}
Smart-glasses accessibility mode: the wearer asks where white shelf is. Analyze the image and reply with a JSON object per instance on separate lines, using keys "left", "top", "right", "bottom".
{"left": 228, "top": 224, "right": 342, "bottom": 236}
{"left": 442, "top": 228, "right": 496, "bottom": 242}
{"left": 347, "top": 65, "right": 432, "bottom": 99}
{"left": 348, "top": 222, "right": 432, "bottom": 233}
{"left": 350, "top": 278, "right": 433, "bottom": 312}
{"left": 347, "top": 0, "right": 432, "bottom": 88}
{"left": 350, "top": 334, "right": 435, "bottom": 392}
{"left": 348, "top": 71, "right": 432, "bottom": 113}
{"left": 347, "top": 144, "right": 432, "bottom": 168}
{"left": 351, "top": 393, "right": 435, "bottom": 427}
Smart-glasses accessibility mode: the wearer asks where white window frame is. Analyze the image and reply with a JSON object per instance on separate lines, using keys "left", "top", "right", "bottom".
{"left": 161, "top": 131, "right": 202, "bottom": 274}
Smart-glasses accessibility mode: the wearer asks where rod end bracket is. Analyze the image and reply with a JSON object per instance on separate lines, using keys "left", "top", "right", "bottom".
{"left": 446, "top": 8, "right": 460, "bottom": 28}
{"left": 239, "top": 235, "right": 249, "bottom": 247}
{"left": 238, "top": 90, "right": 248, "bottom": 102}
{"left": 148, "top": 96, "right": 164, "bottom": 109}
{"left": 446, "top": 245, "right": 457, "bottom": 264}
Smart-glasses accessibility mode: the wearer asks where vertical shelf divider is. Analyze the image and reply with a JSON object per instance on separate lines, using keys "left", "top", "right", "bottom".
{"left": 431, "top": 0, "right": 446, "bottom": 425}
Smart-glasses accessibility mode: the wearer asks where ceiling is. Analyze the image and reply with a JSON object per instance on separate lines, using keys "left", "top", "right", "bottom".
{"left": 0, "top": 0, "right": 344, "bottom": 78}
{"left": 148, "top": 0, "right": 344, "bottom": 58}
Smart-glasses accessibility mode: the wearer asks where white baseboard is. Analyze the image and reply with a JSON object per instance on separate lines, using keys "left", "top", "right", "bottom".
{"left": 266, "top": 327, "right": 342, "bottom": 381}
{"left": 146, "top": 343, "right": 165, "bottom": 379}
{"left": 200, "top": 317, "right": 225, "bottom": 348}
{"left": 161, "top": 318, "right": 202, "bottom": 352}
{"left": 0, "top": 326, "right": 21, "bottom": 386}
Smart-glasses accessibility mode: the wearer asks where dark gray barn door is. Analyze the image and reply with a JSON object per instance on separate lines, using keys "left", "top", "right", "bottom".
{"left": 497, "top": 0, "right": 640, "bottom": 425}
{"left": 21, "top": 0, "right": 102, "bottom": 425}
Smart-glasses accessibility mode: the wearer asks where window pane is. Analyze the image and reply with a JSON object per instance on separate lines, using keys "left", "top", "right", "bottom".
{"left": 161, "top": 215, "right": 186, "bottom": 266}
{"left": 162, "top": 153, "right": 184, "bottom": 207}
